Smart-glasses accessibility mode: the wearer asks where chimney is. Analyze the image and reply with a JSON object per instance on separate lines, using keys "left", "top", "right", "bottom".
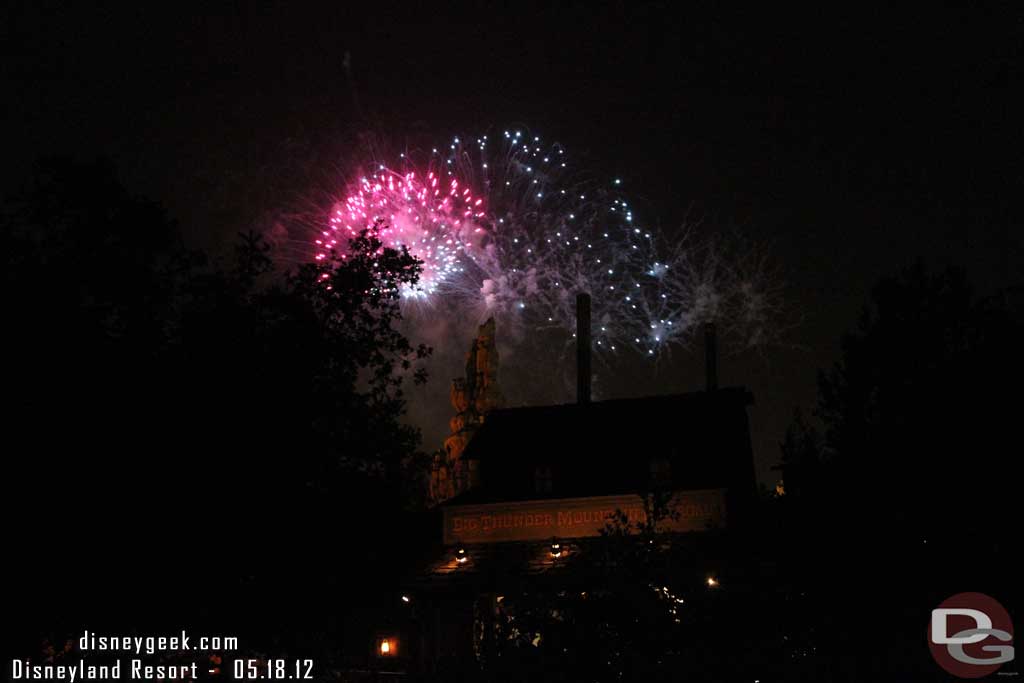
{"left": 704, "top": 322, "right": 718, "bottom": 391}
{"left": 576, "top": 292, "right": 591, "bottom": 404}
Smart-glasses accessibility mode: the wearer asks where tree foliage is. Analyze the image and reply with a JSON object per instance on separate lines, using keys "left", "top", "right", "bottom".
{"left": 788, "top": 264, "right": 1021, "bottom": 536}
{"left": 768, "top": 263, "right": 1022, "bottom": 679}
{"left": 4, "top": 158, "right": 434, "bottom": 654}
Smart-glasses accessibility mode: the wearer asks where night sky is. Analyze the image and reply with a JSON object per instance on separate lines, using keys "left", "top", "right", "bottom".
{"left": 6, "top": 3, "right": 1022, "bottom": 483}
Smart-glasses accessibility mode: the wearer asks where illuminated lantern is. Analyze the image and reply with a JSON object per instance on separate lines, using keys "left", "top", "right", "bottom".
{"left": 376, "top": 636, "right": 398, "bottom": 657}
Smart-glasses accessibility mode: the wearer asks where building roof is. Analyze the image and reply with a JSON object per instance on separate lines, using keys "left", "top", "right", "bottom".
{"left": 448, "top": 387, "right": 755, "bottom": 506}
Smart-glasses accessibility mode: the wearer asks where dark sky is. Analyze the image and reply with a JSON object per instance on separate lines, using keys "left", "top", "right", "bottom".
{"left": 5, "top": 2, "right": 1022, "bottom": 483}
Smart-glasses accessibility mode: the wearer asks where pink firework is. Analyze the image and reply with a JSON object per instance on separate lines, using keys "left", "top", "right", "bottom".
{"left": 315, "top": 168, "right": 487, "bottom": 296}
{"left": 294, "top": 129, "right": 786, "bottom": 358}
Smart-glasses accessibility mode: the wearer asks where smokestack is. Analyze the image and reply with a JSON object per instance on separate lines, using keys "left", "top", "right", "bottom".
{"left": 704, "top": 322, "right": 718, "bottom": 391}
{"left": 576, "top": 292, "right": 591, "bottom": 404}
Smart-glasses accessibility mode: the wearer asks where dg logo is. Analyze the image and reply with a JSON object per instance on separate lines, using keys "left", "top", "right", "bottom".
{"left": 929, "top": 592, "right": 1015, "bottom": 678}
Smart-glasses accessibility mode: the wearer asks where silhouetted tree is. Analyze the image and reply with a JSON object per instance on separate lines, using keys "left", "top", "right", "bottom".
{"left": 775, "top": 407, "right": 824, "bottom": 501}
{"left": 810, "top": 263, "right": 1019, "bottom": 541}
{"left": 4, "top": 159, "right": 434, "bottom": 659}
{"left": 769, "top": 263, "right": 1022, "bottom": 680}
{"left": 467, "top": 493, "right": 790, "bottom": 682}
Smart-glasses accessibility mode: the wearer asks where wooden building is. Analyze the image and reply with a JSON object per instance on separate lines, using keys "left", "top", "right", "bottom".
{"left": 374, "top": 296, "right": 758, "bottom": 677}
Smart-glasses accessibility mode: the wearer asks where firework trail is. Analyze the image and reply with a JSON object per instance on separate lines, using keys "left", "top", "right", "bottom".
{"left": 295, "top": 128, "right": 783, "bottom": 361}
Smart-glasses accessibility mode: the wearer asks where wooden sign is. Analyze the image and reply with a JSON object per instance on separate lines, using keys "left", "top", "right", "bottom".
{"left": 443, "top": 489, "right": 726, "bottom": 545}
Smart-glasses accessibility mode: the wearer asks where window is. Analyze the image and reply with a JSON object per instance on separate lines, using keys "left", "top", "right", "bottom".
{"left": 649, "top": 458, "right": 672, "bottom": 487}
{"left": 534, "top": 465, "right": 553, "bottom": 494}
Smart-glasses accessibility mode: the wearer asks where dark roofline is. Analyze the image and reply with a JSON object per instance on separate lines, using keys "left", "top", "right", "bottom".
{"left": 480, "top": 386, "right": 752, "bottom": 420}
{"left": 460, "top": 386, "right": 754, "bottom": 463}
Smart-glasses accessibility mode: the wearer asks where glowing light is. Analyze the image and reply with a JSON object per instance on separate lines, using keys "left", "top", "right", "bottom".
{"left": 377, "top": 637, "right": 398, "bottom": 657}
{"left": 319, "top": 169, "right": 486, "bottom": 296}
{"left": 300, "top": 127, "right": 783, "bottom": 360}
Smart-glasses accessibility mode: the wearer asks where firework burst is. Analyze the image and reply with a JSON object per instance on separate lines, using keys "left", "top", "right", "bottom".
{"left": 293, "top": 128, "right": 783, "bottom": 360}
{"left": 316, "top": 168, "right": 485, "bottom": 297}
